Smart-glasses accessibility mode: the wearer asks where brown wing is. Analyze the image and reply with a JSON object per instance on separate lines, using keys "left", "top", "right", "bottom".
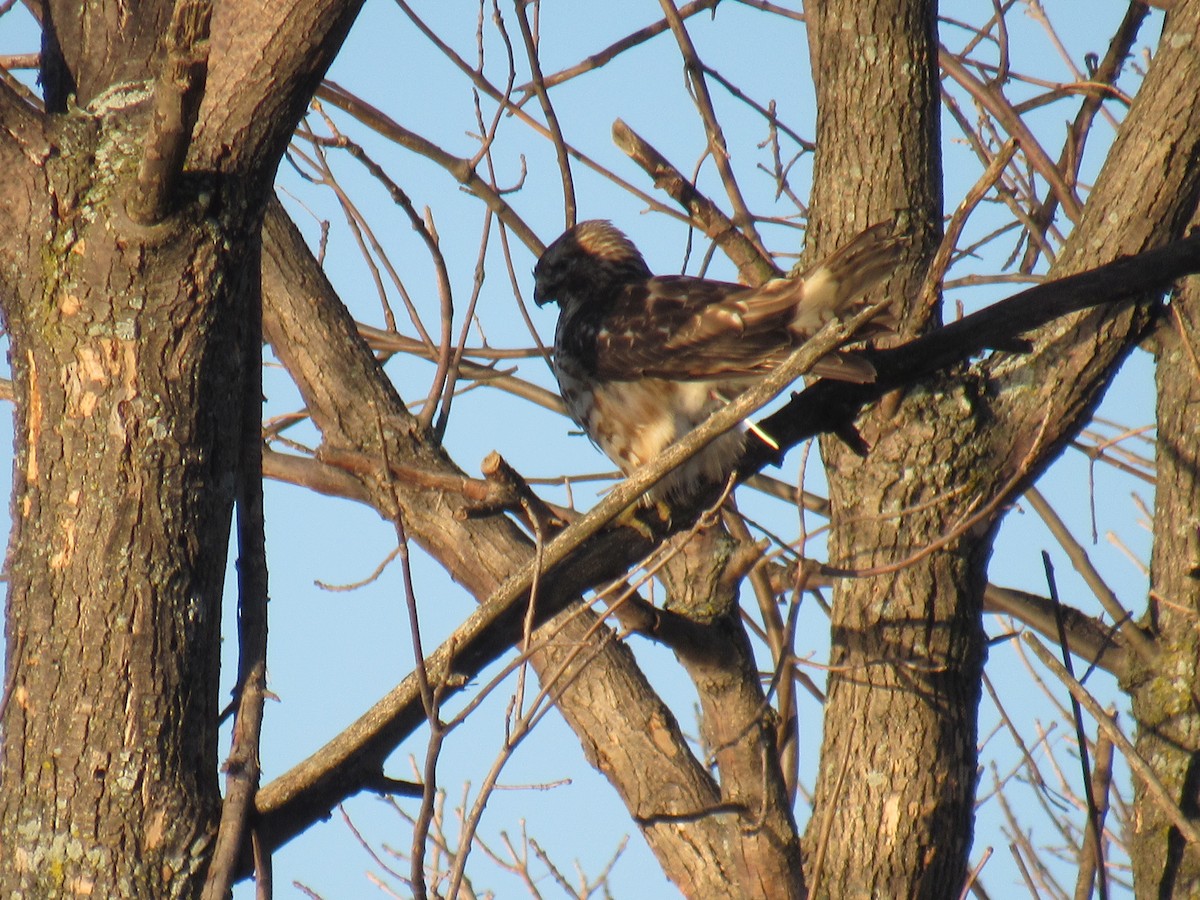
{"left": 583, "top": 276, "right": 793, "bottom": 382}
{"left": 581, "top": 222, "right": 904, "bottom": 384}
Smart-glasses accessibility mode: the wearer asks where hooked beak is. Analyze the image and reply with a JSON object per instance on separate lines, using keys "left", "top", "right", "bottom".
{"left": 533, "top": 275, "right": 553, "bottom": 307}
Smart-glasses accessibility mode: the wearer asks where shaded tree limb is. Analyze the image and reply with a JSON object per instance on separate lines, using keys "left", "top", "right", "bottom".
{"left": 40, "top": 0, "right": 172, "bottom": 108}
{"left": 657, "top": 524, "right": 806, "bottom": 897}
{"left": 202, "top": 242, "right": 270, "bottom": 899}
{"left": 983, "top": 584, "right": 1130, "bottom": 681}
{"left": 0, "top": 82, "right": 49, "bottom": 290}
{"left": 741, "top": 228, "right": 1200, "bottom": 475}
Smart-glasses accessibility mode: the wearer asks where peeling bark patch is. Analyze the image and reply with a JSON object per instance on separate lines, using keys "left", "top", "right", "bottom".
{"left": 24, "top": 350, "right": 40, "bottom": 488}
{"left": 650, "top": 713, "right": 680, "bottom": 758}
{"left": 49, "top": 516, "right": 76, "bottom": 570}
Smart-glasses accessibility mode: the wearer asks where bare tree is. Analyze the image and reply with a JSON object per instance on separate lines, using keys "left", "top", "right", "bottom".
{"left": 1, "top": 1, "right": 1198, "bottom": 898}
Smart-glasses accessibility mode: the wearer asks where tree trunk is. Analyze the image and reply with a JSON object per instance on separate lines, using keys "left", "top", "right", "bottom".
{"left": 0, "top": 0, "right": 363, "bottom": 892}
{"left": 803, "top": 0, "right": 978, "bottom": 895}
{"left": 1127, "top": 276, "right": 1200, "bottom": 897}
{"left": 0, "top": 106, "right": 256, "bottom": 896}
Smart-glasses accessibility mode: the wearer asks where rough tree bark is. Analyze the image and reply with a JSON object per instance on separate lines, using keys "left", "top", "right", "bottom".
{"left": 0, "top": 1, "right": 363, "bottom": 895}
{"left": 0, "top": 107, "right": 247, "bottom": 896}
{"left": 804, "top": 0, "right": 1200, "bottom": 896}
{"left": 1130, "top": 267, "right": 1200, "bottom": 894}
{"left": 804, "top": 0, "right": 975, "bottom": 895}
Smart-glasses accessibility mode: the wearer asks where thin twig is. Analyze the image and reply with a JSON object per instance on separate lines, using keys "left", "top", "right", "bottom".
{"left": 1074, "top": 728, "right": 1115, "bottom": 900}
{"left": 658, "top": 0, "right": 767, "bottom": 256}
{"left": 1044, "top": 553, "right": 1107, "bottom": 900}
{"left": 1027, "top": 487, "right": 1157, "bottom": 666}
{"left": 514, "top": 0, "right": 575, "bottom": 225}
{"left": 1024, "top": 634, "right": 1200, "bottom": 847}
{"left": 920, "top": 138, "right": 1019, "bottom": 310}
{"left": 940, "top": 46, "right": 1084, "bottom": 221}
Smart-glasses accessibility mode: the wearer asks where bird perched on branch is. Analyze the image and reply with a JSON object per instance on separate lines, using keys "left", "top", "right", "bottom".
{"left": 534, "top": 220, "right": 905, "bottom": 502}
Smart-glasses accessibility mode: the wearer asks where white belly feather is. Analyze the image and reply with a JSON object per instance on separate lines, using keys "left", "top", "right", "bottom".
{"left": 555, "top": 363, "right": 747, "bottom": 500}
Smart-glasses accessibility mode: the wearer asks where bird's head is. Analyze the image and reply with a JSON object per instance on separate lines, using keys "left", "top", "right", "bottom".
{"left": 533, "top": 220, "right": 652, "bottom": 308}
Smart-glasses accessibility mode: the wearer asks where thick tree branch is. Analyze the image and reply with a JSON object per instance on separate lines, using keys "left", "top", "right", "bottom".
{"left": 202, "top": 246, "right": 270, "bottom": 897}
{"left": 0, "top": 77, "right": 47, "bottom": 161}
{"left": 41, "top": 0, "right": 172, "bottom": 108}
{"left": 983, "top": 584, "right": 1129, "bottom": 680}
{"left": 126, "top": 0, "right": 213, "bottom": 224}
{"left": 658, "top": 526, "right": 805, "bottom": 895}
{"left": 0, "top": 80, "right": 49, "bottom": 289}
{"left": 261, "top": 449, "right": 373, "bottom": 505}
{"left": 190, "top": 0, "right": 364, "bottom": 182}
{"left": 1129, "top": 216, "right": 1200, "bottom": 888}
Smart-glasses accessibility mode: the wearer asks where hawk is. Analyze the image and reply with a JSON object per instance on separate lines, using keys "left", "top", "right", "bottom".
{"left": 533, "top": 220, "right": 904, "bottom": 501}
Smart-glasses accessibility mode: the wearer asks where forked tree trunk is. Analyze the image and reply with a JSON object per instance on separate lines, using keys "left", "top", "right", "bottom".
{"left": 0, "top": 0, "right": 363, "bottom": 892}
{"left": 0, "top": 104, "right": 257, "bottom": 898}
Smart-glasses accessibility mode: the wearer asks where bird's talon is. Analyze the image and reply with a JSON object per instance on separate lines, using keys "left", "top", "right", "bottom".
{"left": 651, "top": 497, "right": 672, "bottom": 526}
{"left": 614, "top": 501, "right": 666, "bottom": 540}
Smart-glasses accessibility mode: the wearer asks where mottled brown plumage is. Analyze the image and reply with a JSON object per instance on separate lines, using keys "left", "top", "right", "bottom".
{"left": 534, "top": 220, "right": 904, "bottom": 500}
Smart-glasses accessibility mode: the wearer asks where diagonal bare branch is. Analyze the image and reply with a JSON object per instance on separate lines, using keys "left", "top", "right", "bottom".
{"left": 190, "top": 0, "right": 365, "bottom": 182}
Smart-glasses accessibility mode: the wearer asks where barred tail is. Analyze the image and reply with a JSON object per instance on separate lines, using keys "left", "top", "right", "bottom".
{"left": 789, "top": 220, "right": 906, "bottom": 335}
